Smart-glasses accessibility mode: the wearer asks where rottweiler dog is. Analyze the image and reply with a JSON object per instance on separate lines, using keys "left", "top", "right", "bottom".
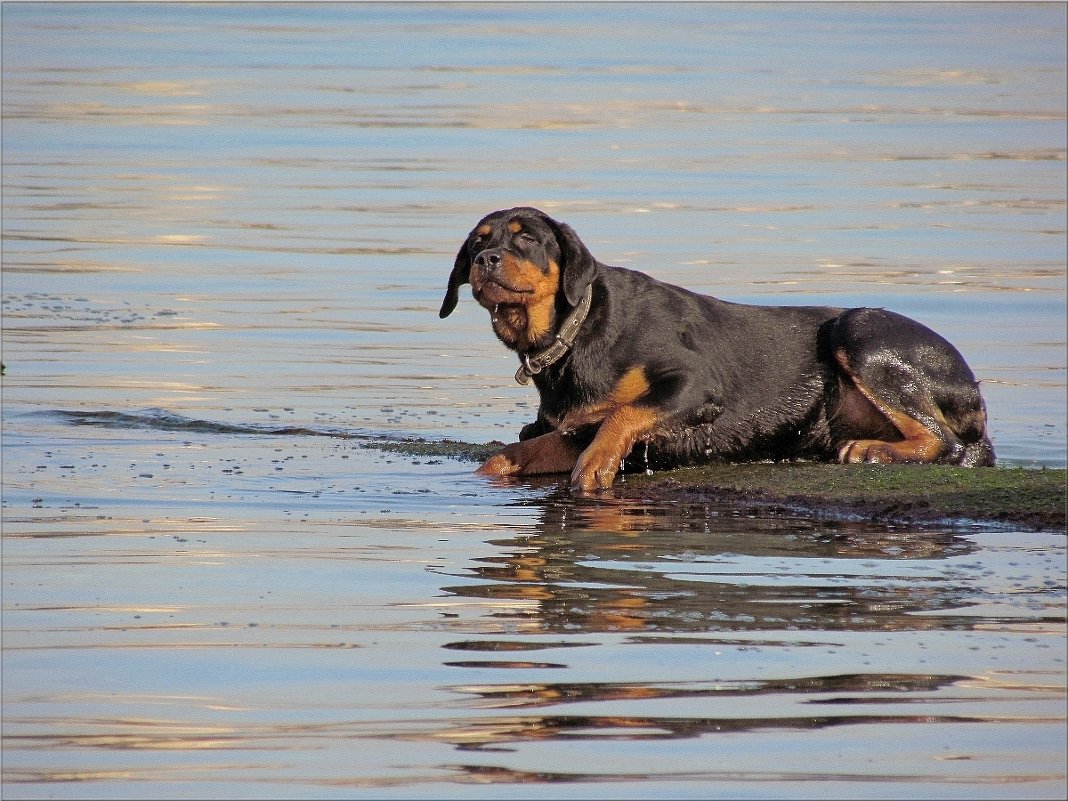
{"left": 440, "top": 206, "right": 995, "bottom": 494}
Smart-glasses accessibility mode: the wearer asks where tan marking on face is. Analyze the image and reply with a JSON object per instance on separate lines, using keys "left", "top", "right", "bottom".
{"left": 508, "top": 220, "right": 523, "bottom": 234}
{"left": 471, "top": 254, "right": 560, "bottom": 349}
{"left": 477, "top": 224, "right": 492, "bottom": 236}
{"left": 520, "top": 258, "right": 560, "bottom": 347}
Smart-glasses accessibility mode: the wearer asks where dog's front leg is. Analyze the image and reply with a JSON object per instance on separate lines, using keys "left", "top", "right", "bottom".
{"left": 477, "top": 429, "right": 583, "bottom": 477}
{"left": 569, "top": 405, "right": 661, "bottom": 494}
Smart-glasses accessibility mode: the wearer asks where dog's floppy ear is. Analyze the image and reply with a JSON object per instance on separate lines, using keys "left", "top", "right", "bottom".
{"left": 439, "top": 242, "right": 471, "bottom": 318}
{"left": 549, "top": 219, "right": 597, "bottom": 307}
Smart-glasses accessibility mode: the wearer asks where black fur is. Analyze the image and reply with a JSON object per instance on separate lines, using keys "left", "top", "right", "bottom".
{"left": 442, "top": 207, "right": 995, "bottom": 471}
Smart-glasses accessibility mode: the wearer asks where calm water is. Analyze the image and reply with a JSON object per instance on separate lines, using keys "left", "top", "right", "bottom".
{"left": 2, "top": 3, "right": 1066, "bottom": 799}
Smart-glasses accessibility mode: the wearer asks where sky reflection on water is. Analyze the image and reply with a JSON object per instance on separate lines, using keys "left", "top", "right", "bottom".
{"left": 2, "top": 3, "right": 1065, "bottom": 798}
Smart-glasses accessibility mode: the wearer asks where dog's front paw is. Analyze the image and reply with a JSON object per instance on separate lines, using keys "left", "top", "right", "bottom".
{"left": 570, "top": 448, "right": 623, "bottom": 494}
{"left": 476, "top": 448, "right": 522, "bottom": 476}
{"left": 477, "top": 432, "right": 582, "bottom": 478}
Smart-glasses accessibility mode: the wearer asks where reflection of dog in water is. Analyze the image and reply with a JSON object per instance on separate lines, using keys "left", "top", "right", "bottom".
{"left": 441, "top": 206, "right": 995, "bottom": 494}
{"left": 440, "top": 491, "right": 973, "bottom": 636}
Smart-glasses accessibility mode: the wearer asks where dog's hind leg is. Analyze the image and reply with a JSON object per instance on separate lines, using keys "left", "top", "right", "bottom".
{"left": 825, "top": 308, "right": 994, "bottom": 466}
{"left": 834, "top": 363, "right": 956, "bottom": 464}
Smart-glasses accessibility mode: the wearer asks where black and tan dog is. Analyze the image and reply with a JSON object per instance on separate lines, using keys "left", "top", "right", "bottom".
{"left": 440, "top": 206, "right": 995, "bottom": 494}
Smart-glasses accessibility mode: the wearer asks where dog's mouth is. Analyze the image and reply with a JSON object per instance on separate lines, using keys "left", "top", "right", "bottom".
{"left": 473, "top": 278, "right": 534, "bottom": 308}
{"left": 484, "top": 277, "right": 532, "bottom": 294}
{"left": 487, "top": 302, "right": 530, "bottom": 345}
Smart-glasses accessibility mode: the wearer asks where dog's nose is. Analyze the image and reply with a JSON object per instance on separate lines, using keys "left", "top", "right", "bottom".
{"left": 474, "top": 249, "right": 502, "bottom": 270}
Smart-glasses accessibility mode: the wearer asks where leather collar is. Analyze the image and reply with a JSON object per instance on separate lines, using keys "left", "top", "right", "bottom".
{"left": 514, "top": 285, "right": 593, "bottom": 385}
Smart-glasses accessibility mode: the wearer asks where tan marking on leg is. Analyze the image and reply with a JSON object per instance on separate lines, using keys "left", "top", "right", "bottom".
{"left": 560, "top": 367, "right": 650, "bottom": 432}
{"left": 835, "top": 348, "right": 947, "bottom": 464}
{"left": 484, "top": 366, "right": 660, "bottom": 490}
{"left": 477, "top": 430, "right": 582, "bottom": 477}
{"left": 572, "top": 404, "right": 661, "bottom": 494}
{"left": 609, "top": 366, "right": 650, "bottom": 404}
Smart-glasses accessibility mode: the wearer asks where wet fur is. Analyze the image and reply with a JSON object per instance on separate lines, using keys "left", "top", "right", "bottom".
{"left": 441, "top": 207, "right": 995, "bottom": 493}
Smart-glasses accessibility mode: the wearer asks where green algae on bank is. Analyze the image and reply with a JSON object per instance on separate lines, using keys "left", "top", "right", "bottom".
{"left": 363, "top": 438, "right": 1066, "bottom": 531}
{"left": 620, "top": 463, "right": 1067, "bottom": 531}
{"left": 361, "top": 437, "right": 502, "bottom": 464}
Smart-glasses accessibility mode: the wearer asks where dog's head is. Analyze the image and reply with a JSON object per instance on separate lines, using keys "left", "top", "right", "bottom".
{"left": 439, "top": 207, "right": 596, "bottom": 351}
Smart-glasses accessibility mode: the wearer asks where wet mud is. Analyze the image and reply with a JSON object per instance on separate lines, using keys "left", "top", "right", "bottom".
{"left": 368, "top": 435, "right": 1067, "bottom": 531}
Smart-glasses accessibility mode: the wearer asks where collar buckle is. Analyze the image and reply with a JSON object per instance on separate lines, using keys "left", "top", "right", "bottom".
{"left": 514, "top": 285, "right": 593, "bottom": 386}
